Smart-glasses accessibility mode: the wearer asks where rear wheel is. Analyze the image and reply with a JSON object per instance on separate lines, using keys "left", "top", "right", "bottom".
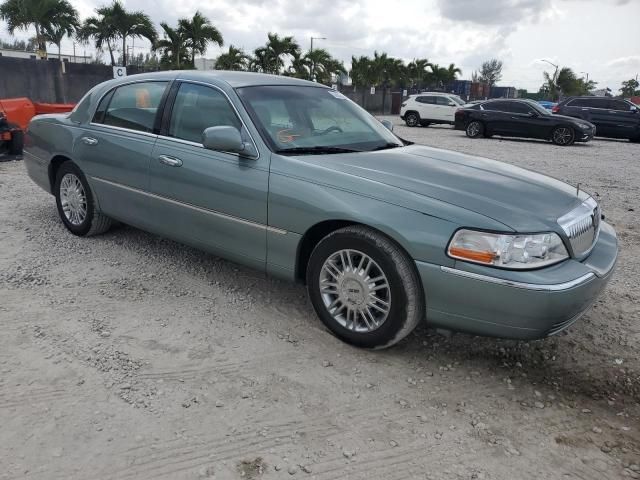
{"left": 551, "top": 126, "right": 575, "bottom": 146}
{"left": 54, "top": 161, "right": 112, "bottom": 236}
{"left": 306, "top": 226, "right": 424, "bottom": 349}
{"left": 404, "top": 112, "right": 420, "bottom": 127}
{"left": 466, "top": 120, "right": 484, "bottom": 138}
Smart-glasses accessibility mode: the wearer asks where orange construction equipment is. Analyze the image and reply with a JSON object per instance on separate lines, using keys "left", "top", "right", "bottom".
{"left": 0, "top": 97, "right": 75, "bottom": 156}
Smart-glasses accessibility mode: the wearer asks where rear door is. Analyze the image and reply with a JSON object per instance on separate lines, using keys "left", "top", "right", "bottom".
{"left": 480, "top": 101, "right": 513, "bottom": 134}
{"left": 415, "top": 96, "right": 437, "bottom": 120}
{"left": 74, "top": 80, "right": 169, "bottom": 225}
{"left": 572, "top": 98, "right": 611, "bottom": 136}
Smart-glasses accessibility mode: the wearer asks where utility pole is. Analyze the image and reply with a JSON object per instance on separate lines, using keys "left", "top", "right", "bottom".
{"left": 310, "top": 36, "right": 326, "bottom": 82}
{"left": 73, "top": 42, "right": 76, "bottom": 63}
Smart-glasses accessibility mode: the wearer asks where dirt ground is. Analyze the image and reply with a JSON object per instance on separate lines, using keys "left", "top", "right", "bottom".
{"left": 1, "top": 123, "right": 639, "bottom": 480}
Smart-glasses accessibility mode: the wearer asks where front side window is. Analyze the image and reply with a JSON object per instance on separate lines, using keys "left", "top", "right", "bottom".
{"left": 608, "top": 100, "right": 632, "bottom": 111}
{"left": 101, "top": 82, "right": 168, "bottom": 132}
{"left": 237, "top": 86, "right": 402, "bottom": 154}
{"left": 436, "top": 97, "right": 452, "bottom": 106}
{"left": 509, "top": 102, "right": 534, "bottom": 114}
{"left": 169, "top": 83, "right": 241, "bottom": 144}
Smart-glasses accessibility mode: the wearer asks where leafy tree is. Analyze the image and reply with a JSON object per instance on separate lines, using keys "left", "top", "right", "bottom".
{"left": 406, "top": 58, "right": 431, "bottom": 89}
{"left": 42, "top": 6, "right": 79, "bottom": 59}
{"left": 77, "top": 9, "right": 118, "bottom": 65}
{"left": 215, "top": 45, "right": 249, "bottom": 71}
{"left": 0, "top": 0, "right": 79, "bottom": 55}
{"left": 428, "top": 63, "right": 460, "bottom": 88}
{"left": 154, "top": 22, "right": 187, "bottom": 69}
{"left": 253, "top": 32, "right": 300, "bottom": 74}
{"left": 620, "top": 78, "right": 640, "bottom": 97}
{"left": 478, "top": 58, "right": 503, "bottom": 86}
{"left": 178, "top": 11, "right": 223, "bottom": 68}
{"left": 543, "top": 67, "right": 596, "bottom": 100}
{"left": 287, "top": 48, "right": 344, "bottom": 83}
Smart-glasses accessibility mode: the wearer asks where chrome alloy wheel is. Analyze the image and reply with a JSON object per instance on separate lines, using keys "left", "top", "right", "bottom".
{"left": 319, "top": 249, "right": 391, "bottom": 332}
{"left": 553, "top": 127, "right": 574, "bottom": 145}
{"left": 59, "top": 173, "right": 87, "bottom": 225}
{"left": 466, "top": 121, "right": 481, "bottom": 137}
{"left": 405, "top": 113, "right": 418, "bottom": 127}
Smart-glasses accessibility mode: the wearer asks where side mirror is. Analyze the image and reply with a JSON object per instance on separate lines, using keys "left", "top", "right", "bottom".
{"left": 380, "top": 119, "right": 394, "bottom": 132}
{"left": 631, "top": 105, "right": 638, "bottom": 113}
{"left": 448, "top": 102, "right": 456, "bottom": 107}
{"left": 527, "top": 111, "right": 538, "bottom": 117}
{"left": 202, "top": 126, "right": 257, "bottom": 157}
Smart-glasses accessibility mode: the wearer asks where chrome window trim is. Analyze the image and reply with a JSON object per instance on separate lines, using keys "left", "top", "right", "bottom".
{"left": 440, "top": 266, "right": 595, "bottom": 292}
{"left": 173, "top": 79, "right": 260, "bottom": 160}
{"left": 88, "top": 122, "right": 158, "bottom": 138}
{"left": 90, "top": 176, "right": 286, "bottom": 235}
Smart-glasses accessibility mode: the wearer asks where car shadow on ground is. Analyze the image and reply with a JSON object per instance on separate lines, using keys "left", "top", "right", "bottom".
{"left": 32, "top": 205, "right": 638, "bottom": 408}
{"left": 0, "top": 153, "right": 23, "bottom": 162}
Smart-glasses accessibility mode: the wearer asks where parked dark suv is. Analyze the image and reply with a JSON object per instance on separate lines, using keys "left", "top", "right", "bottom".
{"left": 553, "top": 97, "right": 640, "bottom": 142}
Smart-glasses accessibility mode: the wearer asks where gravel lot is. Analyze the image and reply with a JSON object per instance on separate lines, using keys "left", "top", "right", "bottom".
{"left": 1, "top": 121, "right": 639, "bottom": 480}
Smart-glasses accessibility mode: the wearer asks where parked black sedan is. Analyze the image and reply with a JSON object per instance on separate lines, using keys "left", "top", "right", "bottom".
{"left": 454, "top": 99, "right": 596, "bottom": 146}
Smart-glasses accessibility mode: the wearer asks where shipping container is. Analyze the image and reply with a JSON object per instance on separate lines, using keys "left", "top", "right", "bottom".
{"left": 490, "top": 86, "right": 517, "bottom": 99}
{"left": 447, "top": 80, "right": 472, "bottom": 100}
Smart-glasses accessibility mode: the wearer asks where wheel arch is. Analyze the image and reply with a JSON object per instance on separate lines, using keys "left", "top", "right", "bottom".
{"left": 48, "top": 154, "right": 75, "bottom": 193}
{"left": 294, "top": 219, "right": 425, "bottom": 290}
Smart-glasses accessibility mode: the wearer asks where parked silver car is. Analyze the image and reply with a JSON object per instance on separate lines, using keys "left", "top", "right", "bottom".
{"left": 23, "top": 71, "right": 618, "bottom": 348}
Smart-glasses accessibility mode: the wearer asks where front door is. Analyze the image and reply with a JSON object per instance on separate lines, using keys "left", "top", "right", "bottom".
{"left": 74, "top": 80, "right": 169, "bottom": 225}
{"left": 147, "top": 81, "right": 269, "bottom": 270}
{"left": 606, "top": 99, "right": 638, "bottom": 139}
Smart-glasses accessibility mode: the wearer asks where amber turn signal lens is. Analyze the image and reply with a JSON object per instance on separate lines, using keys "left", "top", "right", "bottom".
{"left": 448, "top": 247, "right": 495, "bottom": 264}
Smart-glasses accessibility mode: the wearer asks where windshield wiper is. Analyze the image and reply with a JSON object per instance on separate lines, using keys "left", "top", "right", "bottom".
{"left": 275, "top": 146, "right": 360, "bottom": 155}
{"left": 370, "top": 142, "right": 403, "bottom": 151}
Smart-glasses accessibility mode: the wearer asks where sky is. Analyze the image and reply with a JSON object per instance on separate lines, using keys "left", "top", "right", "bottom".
{"left": 1, "top": 0, "right": 639, "bottom": 92}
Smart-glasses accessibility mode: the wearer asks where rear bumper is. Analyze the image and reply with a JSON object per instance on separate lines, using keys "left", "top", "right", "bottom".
{"left": 416, "top": 222, "right": 617, "bottom": 339}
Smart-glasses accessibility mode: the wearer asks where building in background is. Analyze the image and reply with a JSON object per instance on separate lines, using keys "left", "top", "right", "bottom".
{"left": 0, "top": 48, "right": 92, "bottom": 64}
{"left": 194, "top": 58, "right": 216, "bottom": 70}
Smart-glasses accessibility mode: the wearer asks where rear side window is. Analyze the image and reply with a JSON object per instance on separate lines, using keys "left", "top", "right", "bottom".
{"left": 168, "top": 83, "right": 241, "bottom": 144}
{"left": 483, "top": 101, "right": 512, "bottom": 112}
{"left": 416, "top": 96, "right": 437, "bottom": 104}
{"left": 567, "top": 98, "right": 607, "bottom": 108}
{"left": 101, "top": 82, "right": 168, "bottom": 132}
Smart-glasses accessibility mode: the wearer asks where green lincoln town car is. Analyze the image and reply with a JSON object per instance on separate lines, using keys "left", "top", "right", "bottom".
{"left": 23, "top": 71, "right": 618, "bottom": 349}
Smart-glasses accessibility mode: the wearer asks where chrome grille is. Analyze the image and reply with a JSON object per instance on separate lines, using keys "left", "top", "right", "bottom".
{"left": 557, "top": 197, "right": 600, "bottom": 258}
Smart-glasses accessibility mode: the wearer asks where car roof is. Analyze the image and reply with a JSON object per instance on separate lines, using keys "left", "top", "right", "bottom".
{"left": 410, "top": 92, "right": 451, "bottom": 96}
{"left": 109, "top": 70, "right": 325, "bottom": 89}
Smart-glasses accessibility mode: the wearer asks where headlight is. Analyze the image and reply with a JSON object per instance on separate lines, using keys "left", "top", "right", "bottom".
{"left": 579, "top": 123, "right": 591, "bottom": 129}
{"left": 447, "top": 229, "right": 568, "bottom": 269}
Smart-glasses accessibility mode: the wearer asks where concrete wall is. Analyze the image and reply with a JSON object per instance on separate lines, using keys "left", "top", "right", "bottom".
{"left": 0, "top": 57, "right": 147, "bottom": 103}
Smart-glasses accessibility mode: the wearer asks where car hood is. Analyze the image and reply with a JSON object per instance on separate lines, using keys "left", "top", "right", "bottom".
{"left": 552, "top": 113, "right": 594, "bottom": 127}
{"left": 292, "top": 144, "right": 588, "bottom": 232}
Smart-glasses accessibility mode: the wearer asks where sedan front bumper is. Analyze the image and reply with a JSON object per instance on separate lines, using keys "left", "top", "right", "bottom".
{"left": 416, "top": 222, "right": 617, "bottom": 339}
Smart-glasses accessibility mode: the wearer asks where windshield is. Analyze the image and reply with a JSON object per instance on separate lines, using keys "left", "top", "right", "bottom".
{"left": 236, "top": 85, "right": 403, "bottom": 154}
{"left": 450, "top": 95, "right": 466, "bottom": 105}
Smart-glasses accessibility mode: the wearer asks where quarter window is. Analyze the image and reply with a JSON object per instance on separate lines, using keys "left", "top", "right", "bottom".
{"left": 169, "top": 83, "right": 241, "bottom": 144}
{"left": 101, "top": 82, "right": 168, "bottom": 132}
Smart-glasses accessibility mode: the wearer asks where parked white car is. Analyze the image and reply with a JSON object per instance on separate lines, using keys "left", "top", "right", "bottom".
{"left": 400, "top": 93, "right": 466, "bottom": 127}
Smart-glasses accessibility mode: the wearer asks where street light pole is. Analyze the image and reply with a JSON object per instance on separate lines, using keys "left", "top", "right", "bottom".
{"left": 310, "top": 36, "right": 326, "bottom": 82}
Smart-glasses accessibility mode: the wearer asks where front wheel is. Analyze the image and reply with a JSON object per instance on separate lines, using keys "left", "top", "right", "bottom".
{"left": 54, "top": 161, "right": 113, "bottom": 236}
{"left": 466, "top": 120, "right": 484, "bottom": 138}
{"left": 404, "top": 112, "right": 420, "bottom": 127}
{"left": 630, "top": 136, "right": 640, "bottom": 143}
{"left": 306, "top": 226, "right": 425, "bottom": 349}
{"left": 551, "top": 126, "right": 575, "bottom": 146}
{"left": 8, "top": 130, "right": 23, "bottom": 155}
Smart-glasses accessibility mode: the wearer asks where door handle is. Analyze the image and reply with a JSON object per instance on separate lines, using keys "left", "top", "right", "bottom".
{"left": 81, "top": 136, "right": 98, "bottom": 146}
{"left": 158, "top": 155, "right": 183, "bottom": 167}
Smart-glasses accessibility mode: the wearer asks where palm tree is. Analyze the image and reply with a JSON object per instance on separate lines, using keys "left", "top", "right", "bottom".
{"left": 248, "top": 46, "right": 270, "bottom": 73}
{"left": 215, "top": 45, "right": 249, "bottom": 71}
{"left": 77, "top": 11, "right": 118, "bottom": 66}
{"left": 263, "top": 32, "right": 300, "bottom": 74}
{"left": 42, "top": 6, "right": 79, "bottom": 59}
{"left": 0, "top": 0, "right": 79, "bottom": 56}
{"left": 154, "top": 22, "right": 187, "bottom": 69}
{"left": 303, "top": 48, "right": 344, "bottom": 83}
{"left": 446, "top": 63, "right": 462, "bottom": 81}
{"left": 178, "top": 11, "right": 223, "bottom": 68}
{"left": 95, "top": 1, "right": 156, "bottom": 67}
{"left": 286, "top": 51, "right": 310, "bottom": 79}
{"left": 406, "top": 58, "right": 431, "bottom": 90}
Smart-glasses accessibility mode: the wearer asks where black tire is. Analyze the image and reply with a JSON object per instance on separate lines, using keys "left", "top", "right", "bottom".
{"left": 630, "top": 136, "right": 640, "bottom": 143}
{"left": 8, "top": 129, "right": 23, "bottom": 155}
{"left": 465, "top": 120, "right": 484, "bottom": 138}
{"left": 404, "top": 112, "right": 420, "bottom": 127}
{"left": 306, "top": 226, "right": 425, "bottom": 349}
{"left": 551, "top": 126, "right": 575, "bottom": 146}
{"left": 54, "top": 161, "right": 112, "bottom": 236}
